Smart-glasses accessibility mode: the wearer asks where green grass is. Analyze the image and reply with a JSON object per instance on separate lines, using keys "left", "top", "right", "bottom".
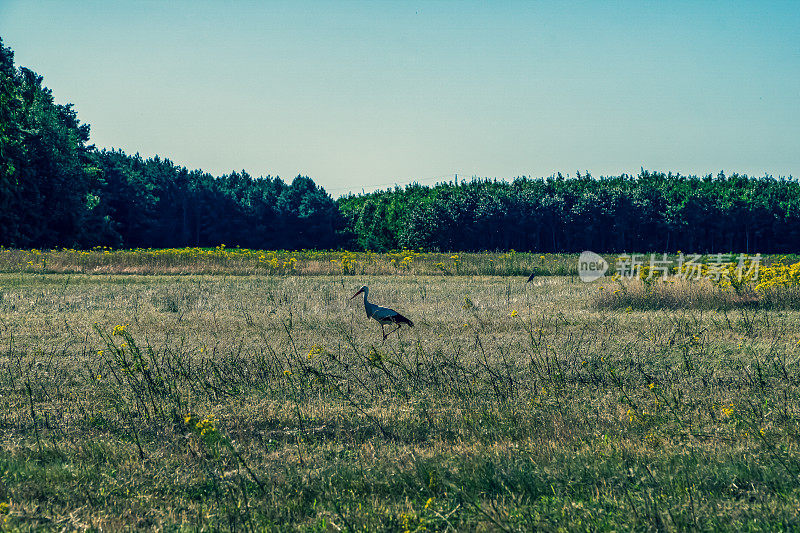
{"left": 592, "top": 277, "right": 800, "bottom": 311}
{"left": 1, "top": 272, "right": 800, "bottom": 530}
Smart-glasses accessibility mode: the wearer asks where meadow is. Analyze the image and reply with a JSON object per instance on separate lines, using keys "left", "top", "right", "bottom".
{"left": 1, "top": 251, "right": 800, "bottom": 530}
{"left": 0, "top": 247, "right": 580, "bottom": 277}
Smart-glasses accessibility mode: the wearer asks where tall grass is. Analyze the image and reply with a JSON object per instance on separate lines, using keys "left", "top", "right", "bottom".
{"left": 2, "top": 247, "right": 794, "bottom": 281}
{"left": 0, "top": 247, "right": 587, "bottom": 277}
{"left": 593, "top": 275, "right": 800, "bottom": 311}
{"left": 1, "top": 272, "right": 800, "bottom": 529}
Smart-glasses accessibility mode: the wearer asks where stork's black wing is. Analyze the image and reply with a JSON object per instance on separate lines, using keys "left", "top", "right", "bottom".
{"left": 391, "top": 312, "right": 414, "bottom": 327}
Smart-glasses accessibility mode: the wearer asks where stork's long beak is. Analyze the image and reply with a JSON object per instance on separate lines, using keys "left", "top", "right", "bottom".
{"left": 350, "top": 288, "right": 364, "bottom": 300}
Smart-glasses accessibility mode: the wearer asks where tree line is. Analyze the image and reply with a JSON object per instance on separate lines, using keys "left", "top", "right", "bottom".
{"left": 2, "top": 38, "right": 799, "bottom": 253}
{"left": 0, "top": 39, "right": 339, "bottom": 250}
{"left": 338, "top": 171, "right": 800, "bottom": 253}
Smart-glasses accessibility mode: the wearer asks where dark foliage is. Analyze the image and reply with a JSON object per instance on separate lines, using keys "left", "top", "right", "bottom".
{"left": 338, "top": 172, "right": 800, "bottom": 254}
{"left": 0, "top": 39, "right": 111, "bottom": 248}
{"left": 0, "top": 38, "right": 339, "bottom": 250}
{"left": 90, "top": 150, "right": 338, "bottom": 249}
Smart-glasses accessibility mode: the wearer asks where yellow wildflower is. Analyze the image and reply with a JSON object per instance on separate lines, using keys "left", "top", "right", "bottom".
{"left": 308, "top": 344, "right": 324, "bottom": 359}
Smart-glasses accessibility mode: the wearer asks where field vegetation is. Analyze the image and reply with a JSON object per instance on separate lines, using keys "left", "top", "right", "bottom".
{"left": 0, "top": 248, "right": 579, "bottom": 277}
{"left": 2, "top": 247, "right": 798, "bottom": 278}
{"left": 1, "top": 251, "right": 800, "bottom": 530}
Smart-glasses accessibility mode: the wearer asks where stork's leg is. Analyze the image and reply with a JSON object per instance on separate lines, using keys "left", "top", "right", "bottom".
{"left": 388, "top": 325, "right": 402, "bottom": 338}
{"left": 381, "top": 324, "right": 387, "bottom": 339}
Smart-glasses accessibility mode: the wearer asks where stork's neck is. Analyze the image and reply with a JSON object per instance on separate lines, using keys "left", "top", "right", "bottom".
{"left": 361, "top": 287, "right": 377, "bottom": 317}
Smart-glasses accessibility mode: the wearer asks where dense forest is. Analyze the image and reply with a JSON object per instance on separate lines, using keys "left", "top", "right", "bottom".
{"left": 0, "top": 39, "right": 338, "bottom": 250}
{"left": 2, "top": 38, "right": 799, "bottom": 253}
{"left": 339, "top": 172, "right": 800, "bottom": 253}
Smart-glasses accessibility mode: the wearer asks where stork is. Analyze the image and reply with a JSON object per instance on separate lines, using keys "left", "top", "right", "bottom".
{"left": 350, "top": 285, "right": 414, "bottom": 339}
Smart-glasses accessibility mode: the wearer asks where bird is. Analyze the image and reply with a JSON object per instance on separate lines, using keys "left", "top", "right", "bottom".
{"left": 350, "top": 285, "right": 414, "bottom": 339}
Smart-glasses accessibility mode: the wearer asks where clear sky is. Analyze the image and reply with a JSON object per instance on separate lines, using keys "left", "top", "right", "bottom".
{"left": 1, "top": 0, "right": 798, "bottom": 195}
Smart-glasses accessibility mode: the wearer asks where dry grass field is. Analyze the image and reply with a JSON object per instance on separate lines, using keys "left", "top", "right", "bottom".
{"left": 1, "top": 260, "right": 800, "bottom": 530}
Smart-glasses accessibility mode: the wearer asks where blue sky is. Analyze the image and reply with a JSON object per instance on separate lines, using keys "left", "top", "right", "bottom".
{"left": 1, "top": 0, "right": 798, "bottom": 195}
